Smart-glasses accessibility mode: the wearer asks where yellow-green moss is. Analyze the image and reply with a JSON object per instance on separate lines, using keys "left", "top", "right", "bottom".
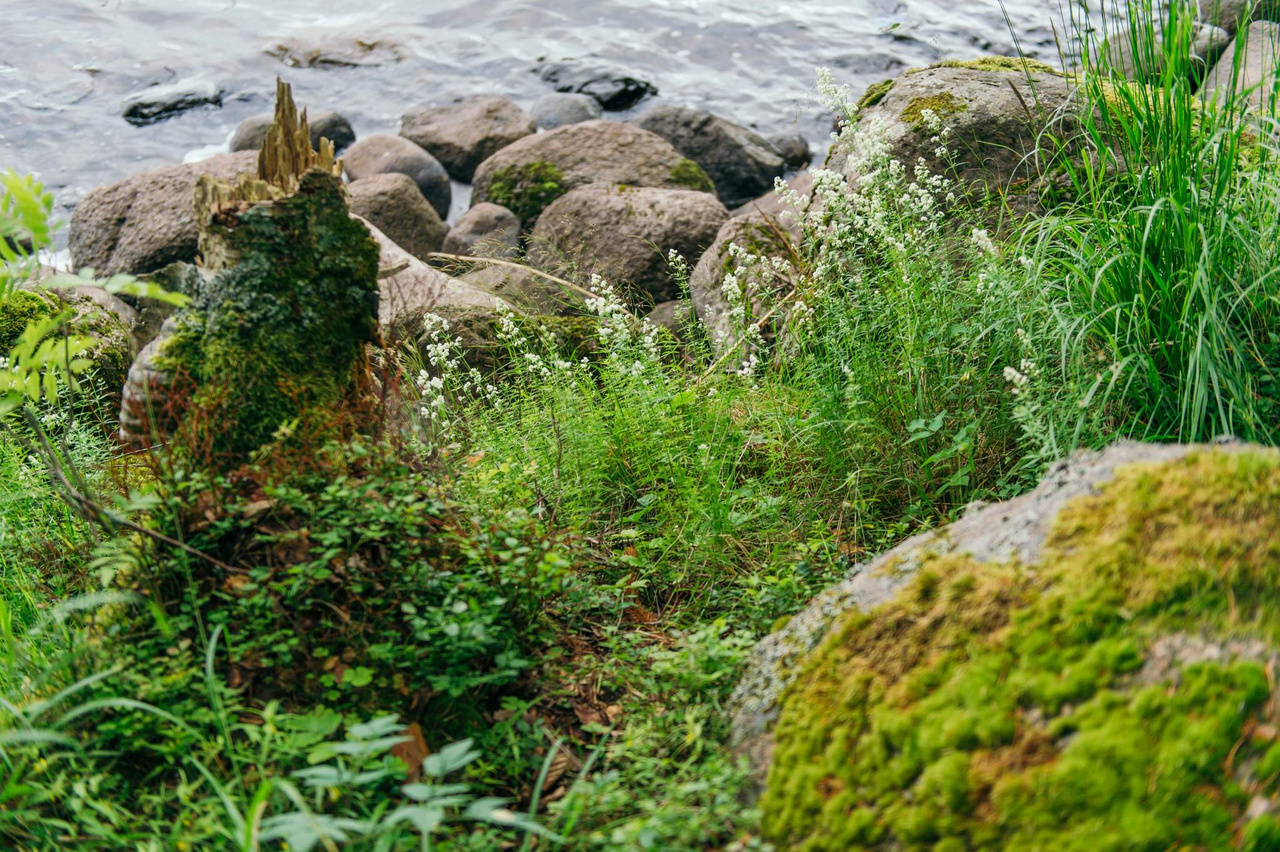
{"left": 669, "top": 158, "right": 716, "bottom": 194}
{"left": 857, "top": 79, "right": 895, "bottom": 112}
{"left": 900, "top": 93, "right": 970, "bottom": 127}
{"left": 918, "top": 56, "right": 1062, "bottom": 75}
{"left": 0, "top": 289, "right": 59, "bottom": 350}
{"left": 487, "top": 160, "right": 568, "bottom": 224}
{"left": 762, "top": 448, "right": 1280, "bottom": 850}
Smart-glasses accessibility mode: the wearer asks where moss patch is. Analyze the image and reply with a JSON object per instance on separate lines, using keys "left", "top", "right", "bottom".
{"left": 900, "top": 93, "right": 970, "bottom": 127}
{"left": 857, "top": 79, "right": 896, "bottom": 112}
{"left": 669, "top": 158, "right": 716, "bottom": 194}
{"left": 916, "top": 56, "right": 1062, "bottom": 76}
{"left": 762, "top": 448, "right": 1280, "bottom": 850}
{"left": 0, "top": 289, "right": 59, "bottom": 350}
{"left": 487, "top": 160, "right": 568, "bottom": 225}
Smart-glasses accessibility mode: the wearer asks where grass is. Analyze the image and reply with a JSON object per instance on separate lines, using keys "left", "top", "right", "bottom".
{"left": 3, "top": 1, "right": 1280, "bottom": 847}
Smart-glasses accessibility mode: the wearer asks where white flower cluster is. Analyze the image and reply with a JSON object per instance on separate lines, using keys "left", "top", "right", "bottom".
{"left": 970, "top": 227, "right": 997, "bottom": 256}
{"left": 414, "top": 311, "right": 501, "bottom": 448}
{"left": 718, "top": 242, "right": 792, "bottom": 375}
{"left": 584, "top": 274, "right": 663, "bottom": 377}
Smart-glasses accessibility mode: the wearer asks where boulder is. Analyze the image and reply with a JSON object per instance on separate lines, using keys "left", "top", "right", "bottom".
{"left": 1201, "top": 21, "right": 1280, "bottom": 109}
{"left": 731, "top": 170, "right": 813, "bottom": 219}
{"left": 536, "top": 59, "right": 657, "bottom": 110}
{"left": 347, "top": 173, "right": 448, "bottom": 261}
{"left": 358, "top": 215, "right": 492, "bottom": 326}
{"left": 0, "top": 286, "right": 133, "bottom": 397}
{"left": 458, "top": 264, "right": 579, "bottom": 316}
{"left": 231, "top": 110, "right": 356, "bottom": 153}
{"left": 531, "top": 93, "right": 603, "bottom": 130}
{"left": 529, "top": 183, "right": 728, "bottom": 303}
{"left": 1102, "top": 20, "right": 1230, "bottom": 80}
{"left": 342, "top": 134, "right": 451, "bottom": 219}
{"left": 441, "top": 202, "right": 521, "bottom": 259}
{"left": 470, "top": 120, "right": 716, "bottom": 226}
{"left": 399, "top": 95, "right": 535, "bottom": 182}
{"left": 68, "top": 150, "right": 259, "bottom": 276}
{"left": 769, "top": 132, "right": 812, "bottom": 169}
{"left": 645, "top": 299, "right": 697, "bottom": 341}
{"left": 690, "top": 203, "right": 802, "bottom": 354}
{"left": 121, "top": 77, "right": 223, "bottom": 126}
{"left": 846, "top": 59, "right": 1074, "bottom": 207}
{"left": 730, "top": 441, "right": 1280, "bottom": 847}
{"left": 1199, "top": 0, "right": 1279, "bottom": 36}
{"left": 634, "top": 104, "right": 785, "bottom": 208}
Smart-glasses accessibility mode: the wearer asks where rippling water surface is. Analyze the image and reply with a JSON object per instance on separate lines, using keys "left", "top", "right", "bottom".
{"left": 3, "top": 0, "right": 1067, "bottom": 217}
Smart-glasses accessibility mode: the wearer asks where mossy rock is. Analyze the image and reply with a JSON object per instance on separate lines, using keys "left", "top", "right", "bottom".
{"left": 669, "top": 158, "right": 716, "bottom": 194}
{"left": 856, "top": 79, "right": 896, "bottom": 112}
{"left": 485, "top": 160, "right": 568, "bottom": 226}
{"left": 899, "top": 92, "right": 969, "bottom": 127}
{"left": 1, "top": 287, "right": 133, "bottom": 398}
{"left": 739, "top": 443, "right": 1280, "bottom": 849}
{"left": 912, "top": 56, "right": 1063, "bottom": 76}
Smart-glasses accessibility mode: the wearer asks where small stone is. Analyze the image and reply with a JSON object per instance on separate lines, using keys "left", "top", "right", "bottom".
{"left": 530, "top": 93, "right": 603, "bottom": 130}
{"left": 122, "top": 77, "right": 223, "bottom": 126}
{"left": 536, "top": 59, "right": 658, "bottom": 110}
{"left": 442, "top": 203, "right": 521, "bottom": 259}
{"left": 343, "top": 134, "right": 451, "bottom": 219}
{"left": 400, "top": 95, "right": 535, "bottom": 182}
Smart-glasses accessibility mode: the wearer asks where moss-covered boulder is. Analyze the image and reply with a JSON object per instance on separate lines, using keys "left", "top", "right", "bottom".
{"left": 731, "top": 441, "right": 1280, "bottom": 849}
{"left": 842, "top": 60, "right": 1074, "bottom": 214}
{"left": 1, "top": 286, "right": 134, "bottom": 398}
{"left": 469, "top": 120, "right": 715, "bottom": 226}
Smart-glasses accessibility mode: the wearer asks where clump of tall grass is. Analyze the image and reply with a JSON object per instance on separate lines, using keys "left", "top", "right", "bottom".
{"left": 1030, "top": 0, "right": 1280, "bottom": 442}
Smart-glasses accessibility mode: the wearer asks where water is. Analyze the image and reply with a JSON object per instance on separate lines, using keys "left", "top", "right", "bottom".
{"left": 2, "top": 0, "right": 1065, "bottom": 224}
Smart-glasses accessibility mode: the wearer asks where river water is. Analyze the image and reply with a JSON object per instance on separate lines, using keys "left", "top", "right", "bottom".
{"left": 2, "top": 0, "right": 1066, "bottom": 221}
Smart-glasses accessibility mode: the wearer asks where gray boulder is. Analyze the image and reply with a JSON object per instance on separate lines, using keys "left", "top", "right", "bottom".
{"left": 536, "top": 60, "right": 657, "bottom": 110}
{"left": 847, "top": 60, "right": 1074, "bottom": 208}
{"left": 400, "top": 95, "right": 535, "bottom": 182}
{"left": 441, "top": 203, "right": 521, "bottom": 259}
{"left": 122, "top": 77, "right": 223, "bottom": 126}
{"left": 231, "top": 110, "right": 356, "bottom": 153}
{"left": 1201, "top": 21, "right": 1280, "bottom": 109}
{"left": 645, "top": 299, "right": 697, "bottom": 341}
{"left": 531, "top": 93, "right": 603, "bottom": 130}
{"left": 1199, "top": 0, "right": 1279, "bottom": 36}
{"left": 342, "top": 134, "right": 451, "bottom": 219}
{"left": 768, "top": 132, "right": 812, "bottom": 169}
{"left": 347, "top": 173, "right": 448, "bottom": 262}
{"left": 1102, "top": 20, "right": 1230, "bottom": 80}
{"left": 470, "top": 120, "right": 716, "bottom": 226}
{"left": 68, "top": 150, "right": 259, "bottom": 276}
{"left": 459, "top": 264, "right": 578, "bottom": 315}
{"left": 634, "top": 105, "right": 786, "bottom": 208}
{"left": 529, "top": 183, "right": 728, "bottom": 303}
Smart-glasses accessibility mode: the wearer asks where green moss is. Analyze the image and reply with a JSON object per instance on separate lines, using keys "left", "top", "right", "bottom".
{"left": 0, "top": 289, "right": 58, "bottom": 350}
{"left": 857, "top": 79, "right": 895, "bottom": 111}
{"left": 900, "top": 93, "right": 970, "bottom": 127}
{"left": 669, "top": 158, "right": 716, "bottom": 194}
{"left": 762, "top": 448, "right": 1280, "bottom": 850}
{"left": 915, "top": 56, "right": 1062, "bottom": 75}
{"left": 486, "top": 160, "right": 568, "bottom": 224}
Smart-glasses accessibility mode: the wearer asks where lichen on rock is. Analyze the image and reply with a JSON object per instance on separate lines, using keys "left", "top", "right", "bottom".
{"left": 900, "top": 92, "right": 970, "bottom": 127}
{"left": 754, "top": 445, "right": 1280, "bottom": 850}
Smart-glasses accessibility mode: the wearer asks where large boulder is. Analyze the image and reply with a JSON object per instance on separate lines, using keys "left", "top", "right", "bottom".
{"left": 0, "top": 286, "right": 133, "bottom": 397}
{"left": 231, "top": 110, "right": 356, "bottom": 153}
{"left": 68, "top": 150, "right": 259, "bottom": 276}
{"left": 529, "top": 183, "right": 728, "bottom": 304}
{"left": 441, "top": 202, "right": 521, "bottom": 259}
{"left": 769, "top": 133, "right": 812, "bottom": 169}
{"left": 399, "top": 95, "right": 535, "bottom": 182}
{"left": 1201, "top": 21, "right": 1280, "bottom": 109}
{"left": 470, "top": 120, "right": 716, "bottom": 226}
{"left": 531, "top": 93, "right": 603, "bottom": 130}
{"left": 731, "top": 441, "right": 1280, "bottom": 848}
{"left": 342, "top": 134, "right": 451, "bottom": 219}
{"left": 846, "top": 59, "right": 1074, "bottom": 208}
{"left": 634, "top": 105, "right": 786, "bottom": 208}
{"left": 358, "top": 215, "right": 493, "bottom": 326}
{"left": 347, "top": 173, "right": 448, "bottom": 261}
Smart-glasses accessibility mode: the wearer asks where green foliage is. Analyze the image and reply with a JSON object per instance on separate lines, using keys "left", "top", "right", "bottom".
{"left": 762, "top": 449, "right": 1280, "bottom": 850}
{"left": 487, "top": 161, "right": 568, "bottom": 224}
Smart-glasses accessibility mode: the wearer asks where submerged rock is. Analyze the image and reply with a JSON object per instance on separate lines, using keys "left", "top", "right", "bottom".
{"left": 470, "top": 120, "right": 715, "bottom": 226}
{"left": 69, "top": 150, "right": 259, "bottom": 276}
{"left": 347, "top": 173, "right": 448, "bottom": 262}
{"left": 634, "top": 104, "right": 785, "bottom": 208}
{"left": 231, "top": 110, "right": 356, "bottom": 153}
{"left": 531, "top": 93, "right": 603, "bottom": 130}
{"left": 732, "top": 441, "right": 1280, "bottom": 848}
{"left": 121, "top": 77, "right": 223, "bottom": 126}
{"left": 536, "top": 59, "right": 658, "bottom": 110}
{"left": 442, "top": 203, "right": 521, "bottom": 259}
{"left": 343, "top": 134, "right": 451, "bottom": 219}
{"left": 529, "top": 182, "right": 728, "bottom": 304}
{"left": 400, "top": 95, "right": 536, "bottom": 182}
